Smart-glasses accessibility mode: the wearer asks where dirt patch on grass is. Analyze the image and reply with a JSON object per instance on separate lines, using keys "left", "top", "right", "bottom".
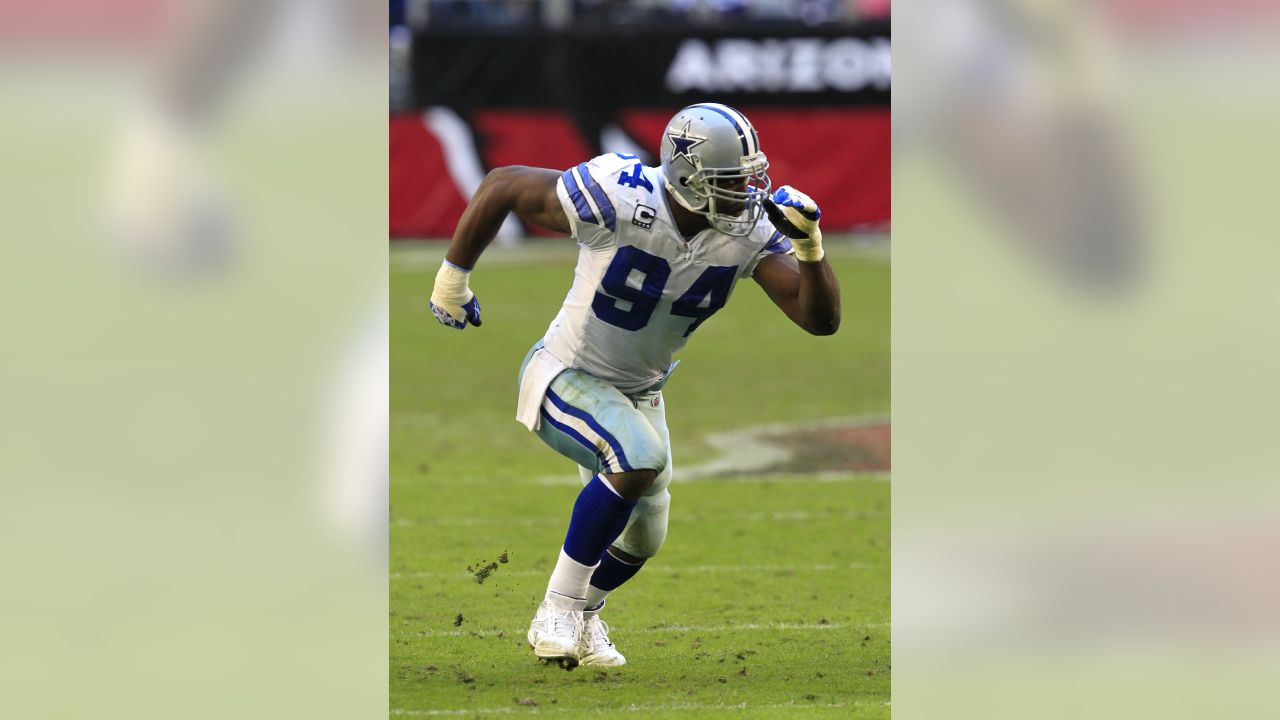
{"left": 767, "top": 422, "right": 890, "bottom": 474}
{"left": 685, "top": 418, "right": 890, "bottom": 479}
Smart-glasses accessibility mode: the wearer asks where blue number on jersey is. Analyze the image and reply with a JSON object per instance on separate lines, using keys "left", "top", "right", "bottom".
{"left": 593, "top": 248, "right": 738, "bottom": 335}
{"left": 592, "top": 246, "right": 671, "bottom": 331}
{"left": 671, "top": 265, "right": 737, "bottom": 337}
{"left": 617, "top": 163, "right": 655, "bottom": 193}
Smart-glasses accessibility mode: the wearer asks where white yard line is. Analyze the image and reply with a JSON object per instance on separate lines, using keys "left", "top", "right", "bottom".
{"left": 704, "top": 471, "right": 891, "bottom": 484}
{"left": 531, "top": 471, "right": 890, "bottom": 486}
{"left": 391, "top": 700, "right": 887, "bottom": 716}
{"left": 393, "top": 510, "right": 887, "bottom": 528}
{"left": 391, "top": 562, "right": 874, "bottom": 580}
{"left": 407, "top": 621, "right": 888, "bottom": 639}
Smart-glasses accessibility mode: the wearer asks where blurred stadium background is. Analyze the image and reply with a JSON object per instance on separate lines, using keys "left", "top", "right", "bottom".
{"left": 389, "top": 0, "right": 890, "bottom": 241}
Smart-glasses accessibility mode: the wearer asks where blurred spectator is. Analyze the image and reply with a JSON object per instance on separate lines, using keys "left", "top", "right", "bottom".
{"left": 405, "top": 0, "right": 883, "bottom": 30}
{"left": 415, "top": 0, "right": 539, "bottom": 29}
{"left": 390, "top": 24, "right": 413, "bottom": 111}
{"left": 855, "top": 0, "right": 890, "bottom": 20}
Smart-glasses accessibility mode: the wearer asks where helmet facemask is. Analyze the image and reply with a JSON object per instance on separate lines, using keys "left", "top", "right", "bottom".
{"left": 681, "top": 151, "right": 771, "bottom": 237}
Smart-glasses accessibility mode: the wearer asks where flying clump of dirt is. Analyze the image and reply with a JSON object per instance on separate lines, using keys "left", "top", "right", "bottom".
{"left": 467, "top": 561, "right": 498, "bottom": 583}
{"left": 466, "top": 550, "right": 509, "bottom": 584}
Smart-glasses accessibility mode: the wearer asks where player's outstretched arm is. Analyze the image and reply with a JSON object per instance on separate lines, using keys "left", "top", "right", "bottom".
{"left": 753, "top": 186, "right": 842, "bottom": 336}
{"left": 430, "top": 166, "right": 568, "bottom": 330}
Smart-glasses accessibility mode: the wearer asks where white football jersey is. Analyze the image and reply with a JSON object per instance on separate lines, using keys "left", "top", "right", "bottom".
{"left": 544, "top": 153, "right": 792, "bottom": 393}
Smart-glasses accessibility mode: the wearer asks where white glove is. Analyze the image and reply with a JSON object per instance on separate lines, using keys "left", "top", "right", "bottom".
{"left": 764, "top": 185, "right": 824, "bottom": 263}
{"left": 429, "top": 260, "right": 482, "bottom": 329}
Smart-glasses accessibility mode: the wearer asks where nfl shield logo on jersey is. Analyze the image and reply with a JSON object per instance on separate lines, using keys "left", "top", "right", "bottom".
{"left": 632, "top": 204, "right": 656, "bottom": 230}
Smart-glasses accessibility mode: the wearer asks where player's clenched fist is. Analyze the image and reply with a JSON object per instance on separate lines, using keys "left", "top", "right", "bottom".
{"left": 764, "top": 186, "right": 824, "bottom": 263}
{"left": 430, "top": 260, "right": 482, "bottom": 329}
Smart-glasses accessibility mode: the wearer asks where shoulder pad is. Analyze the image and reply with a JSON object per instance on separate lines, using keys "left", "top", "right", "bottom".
{"left": 560, "top": 155, "right": 632, "bottom": 232}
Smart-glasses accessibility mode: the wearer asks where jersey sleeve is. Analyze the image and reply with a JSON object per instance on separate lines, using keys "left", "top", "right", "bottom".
{"left": 740, "top": 225, "right": 795, "bottom": 278}
{"left": 555, "top": 155, "right": 631, "bottom": 250}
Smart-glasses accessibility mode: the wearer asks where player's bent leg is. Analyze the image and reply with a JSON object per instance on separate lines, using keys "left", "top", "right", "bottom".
{"left": 605, "top": 400, "right": 673, "bottom": 566}
{"left": 579, "top": 407, "right": 673, "bottom": 608}
{"left": 579, "top": 392, "right": 673, "bottom": 587}
{"left": 524, "top": 369, "right": 668, "bottom": 666}
{"left": 536, "top": 370, "right": 668, "bottom": 592}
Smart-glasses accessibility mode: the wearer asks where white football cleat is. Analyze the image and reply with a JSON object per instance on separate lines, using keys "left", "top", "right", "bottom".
{"left": 578, "top": 608, "right": 626, "bottom": 667}
{"left": 527, "top": 601, "right": 582, "bottom": 667}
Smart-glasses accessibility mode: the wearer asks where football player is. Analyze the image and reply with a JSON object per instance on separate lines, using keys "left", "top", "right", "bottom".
{"left": 430, "top": 103, "right": 841, "bottom": 667}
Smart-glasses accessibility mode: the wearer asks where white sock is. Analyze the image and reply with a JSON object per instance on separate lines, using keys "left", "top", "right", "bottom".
{"left": 545, "top": 548, "right": 598, "bottom": 611}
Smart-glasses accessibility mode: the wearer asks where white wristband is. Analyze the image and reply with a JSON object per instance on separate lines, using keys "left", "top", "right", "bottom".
{"left": 432, "top": 260, "right": 472, "bottom": 304}
{"left": 791, "top": 228, "right": 825, "bottom": 263}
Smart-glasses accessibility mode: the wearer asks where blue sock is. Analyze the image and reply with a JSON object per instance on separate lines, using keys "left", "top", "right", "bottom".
{"left": 590, "top": 549, "right": 645, "bottom": 592}
{"left": 584, "top": 549, "right": 647, "bottom": 610}
{"left": 562, "top": 475, "right": 637, "bottom": 565}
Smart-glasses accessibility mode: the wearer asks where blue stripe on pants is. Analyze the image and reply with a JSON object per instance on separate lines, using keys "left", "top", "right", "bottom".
{"left": 539, "top": 406, "right": 611, "bottom": 471}
{"left": 545, "top": 387, "right": 633, "bottom": 472}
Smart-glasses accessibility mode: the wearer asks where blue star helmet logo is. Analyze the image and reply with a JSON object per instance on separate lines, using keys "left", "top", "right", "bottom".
{"left": 667, "top": 120, "right": 707, "bottom": 167}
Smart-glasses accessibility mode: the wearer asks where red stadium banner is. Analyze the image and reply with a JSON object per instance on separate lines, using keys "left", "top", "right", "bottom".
{"left": 390, "top": 108, "right": 889, "bottom": 239}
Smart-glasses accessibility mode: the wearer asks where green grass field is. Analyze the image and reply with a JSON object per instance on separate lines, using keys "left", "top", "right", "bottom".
{"left": 390, "top": 237, "right": 890, "bottom": 718}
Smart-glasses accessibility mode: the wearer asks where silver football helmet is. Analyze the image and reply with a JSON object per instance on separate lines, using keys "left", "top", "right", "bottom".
{"left": 659, "top": 103, "right": 771, "bottom": 237}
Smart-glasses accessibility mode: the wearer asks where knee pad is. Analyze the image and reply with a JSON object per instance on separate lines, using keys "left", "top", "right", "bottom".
{"left": 613, "top": 489, "right": 670, "bottom": 559}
